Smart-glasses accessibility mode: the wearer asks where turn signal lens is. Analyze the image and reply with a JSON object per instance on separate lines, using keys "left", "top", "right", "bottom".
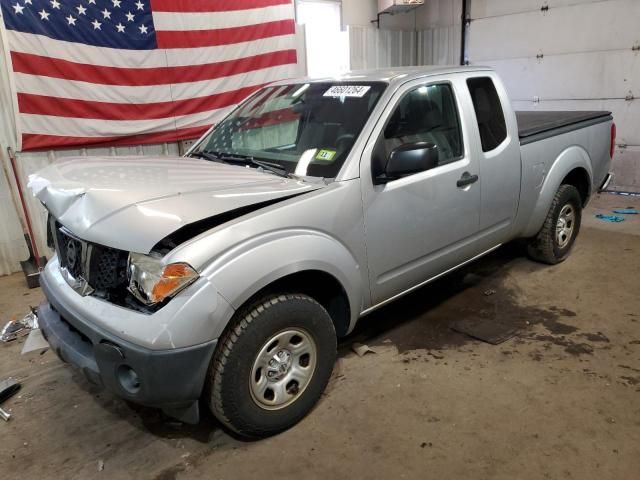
{"left": 150, "top": 263, "right": 197, "bottom": 303}
{"left": 128, "top": 253, "right": 199, "bottom": 305}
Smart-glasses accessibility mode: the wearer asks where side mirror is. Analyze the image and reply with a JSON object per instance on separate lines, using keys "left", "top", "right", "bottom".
{"left": 378, "top": 142, "right": 439, "bottom": 182}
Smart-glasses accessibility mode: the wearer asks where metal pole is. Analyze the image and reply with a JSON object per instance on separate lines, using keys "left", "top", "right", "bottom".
{"left": 7, "top": 146, "right": 42, "bottom": 270}
{"left": 460, "top": 0, "right": 471, "bottom": 65}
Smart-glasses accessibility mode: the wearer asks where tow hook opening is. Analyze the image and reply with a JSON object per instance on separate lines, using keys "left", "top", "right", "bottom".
{"left": 117, "top": 365, "right": 141, "bottom": 394}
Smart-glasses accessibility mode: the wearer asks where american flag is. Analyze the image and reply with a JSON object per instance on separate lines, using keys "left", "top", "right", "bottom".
{"left": 0, "top": 0, "right": 299, "bottom": 151}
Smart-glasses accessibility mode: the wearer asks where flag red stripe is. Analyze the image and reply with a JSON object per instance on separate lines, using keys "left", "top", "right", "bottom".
{"left": 18, "top": 84, "right": 265, "bottom": 120}
{"left": 11, "top": 50, "right": 297, "bottom": 87}
{"left": 150, "top": 0, "right": 292, "bottom": 13}
{"left": 21, "top": 125, "right": 211, "bottom": 151}
{"left": 243, "top": 108, "right": 298, "bottom": 130}
{"left": 156, "top": 20, "right": 295, "bottom": 49}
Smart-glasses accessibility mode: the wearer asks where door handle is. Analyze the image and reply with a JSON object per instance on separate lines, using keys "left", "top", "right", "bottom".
{"left": 457, "top": 172, "right": 479, "bottom": 188}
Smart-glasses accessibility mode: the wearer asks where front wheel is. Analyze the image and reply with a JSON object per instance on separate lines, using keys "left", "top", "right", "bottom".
{"left": 527, "top": 184, "right": 582, "bottom": 264}
{"left": 207, "top": 294, "right": 337, "bottom": 438}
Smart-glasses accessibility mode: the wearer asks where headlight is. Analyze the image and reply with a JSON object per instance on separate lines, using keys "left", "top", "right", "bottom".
{"left": 127, "top": 253, "right": 199, "bottom": 305}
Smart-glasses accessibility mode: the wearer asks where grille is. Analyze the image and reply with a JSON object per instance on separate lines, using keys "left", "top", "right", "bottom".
{"left": 88, "top": 244, "right": 128, "bottom": 290}
{"left": 49, "top": 218, "right": 128, "bottom": 293}
{"left": 54, "top": 225, "right": 84, "bottom": 279}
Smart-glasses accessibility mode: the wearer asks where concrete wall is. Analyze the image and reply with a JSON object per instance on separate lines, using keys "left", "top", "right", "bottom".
{"left": 468, "top": 0, "right": 640, "bottom": 192}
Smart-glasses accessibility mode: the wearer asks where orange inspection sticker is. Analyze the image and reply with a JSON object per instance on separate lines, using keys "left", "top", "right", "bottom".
{"left": 315, "top": 149, "right": 336, "bottom": 161}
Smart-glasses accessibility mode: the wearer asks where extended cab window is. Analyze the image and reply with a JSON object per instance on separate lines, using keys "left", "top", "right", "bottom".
{"left": 381, "top": 83, "right": 463, "bottom": 167}
{"left": 467, "top": 77, "right": 507, "bottom": 152}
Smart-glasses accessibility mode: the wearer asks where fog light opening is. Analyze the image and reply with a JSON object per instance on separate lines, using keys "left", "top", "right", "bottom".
{"left": 117, "top": 365, "right": 141, "bottom": 394}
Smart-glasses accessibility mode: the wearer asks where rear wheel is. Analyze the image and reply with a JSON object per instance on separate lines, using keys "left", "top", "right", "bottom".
{"left": 207, "top": 294, "right": 336, "bottom": 438}
{"left": 527, "top": 184, "right": 582, "bottom": 264}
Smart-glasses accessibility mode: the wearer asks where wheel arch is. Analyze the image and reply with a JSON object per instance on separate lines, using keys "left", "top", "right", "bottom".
{"left": 560, "top": 167, "right": 591, "bottom": 206}
{"left": 231, "top": 270, "right": 352, "bottom": 338}
{"left": 202, "top": 230, "right": 365, "bottom": 340}
{"left": 522, "top": 146, "right": 593, "bottom": 238}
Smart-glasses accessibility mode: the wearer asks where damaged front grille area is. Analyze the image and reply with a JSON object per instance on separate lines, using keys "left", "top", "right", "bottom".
{"left": 47, "top": 217, "right": 146, "bottom": 310}
{"left": 88, "top": 243, "right": 129, "bottom": 291}
{"left": 54, "top": 225, "right": 85, "bottom": 280}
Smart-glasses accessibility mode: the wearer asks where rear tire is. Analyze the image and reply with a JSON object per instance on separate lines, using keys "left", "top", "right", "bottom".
{"left": 207, "top": 294, "right": 336, "bottom": 438}
{"left": 527, "top": 184, "right": 582, "bottom": 264}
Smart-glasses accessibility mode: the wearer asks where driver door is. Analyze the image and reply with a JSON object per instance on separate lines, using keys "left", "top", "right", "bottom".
{"left": 360, "top": 79, "right": 482, "bottom": 305}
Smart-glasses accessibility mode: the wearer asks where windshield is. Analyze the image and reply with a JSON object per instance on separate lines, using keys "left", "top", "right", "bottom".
{"left": 192, "top": 82, "right": 387, "bottom": 178}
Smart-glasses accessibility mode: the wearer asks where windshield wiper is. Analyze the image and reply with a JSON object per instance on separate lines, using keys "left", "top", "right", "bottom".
{"left": 190, "top": 150, "right": 220, "bottom": 162}
{"left": 205, "top": 151, "right": 290, "bottom": 178}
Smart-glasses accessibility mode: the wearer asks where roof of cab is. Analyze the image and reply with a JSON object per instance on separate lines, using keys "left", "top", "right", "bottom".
{"left": 269, "top": 65, "right": 493, "bottom": 87}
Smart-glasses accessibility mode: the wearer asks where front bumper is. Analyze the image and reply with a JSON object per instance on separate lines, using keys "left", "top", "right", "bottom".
{"left": 39, "top": 273, "right": 217, "bottom": 424}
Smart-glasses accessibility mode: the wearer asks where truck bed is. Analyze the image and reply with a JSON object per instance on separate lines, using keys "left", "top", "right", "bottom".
{"left": 516, "top": 111, "right": 611, "bottom": 144}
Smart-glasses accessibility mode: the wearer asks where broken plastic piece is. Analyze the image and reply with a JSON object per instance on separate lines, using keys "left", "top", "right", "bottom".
{"left": 0, "top": 307, "right": 38, "bottom": 342}
{"left": 0, "top": 407, "right": 10, "bottom": 422}
{"left": 22, "top": 328, "right": 49, "bottom": 354}
{"left": 351, "top": 342, "right": 376, "bottom": 357}
{"left": 0, "top": 378, "right": 21, "bottom": 421}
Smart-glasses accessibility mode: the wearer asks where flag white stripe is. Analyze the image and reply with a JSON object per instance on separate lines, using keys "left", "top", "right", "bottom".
{"left": 7, "top": 30, "right": 298, "bottom": 68}
{"left": 14, "top": 64, "right": 298, "bottom": 103}
{"left": 20, "top": 108, "right": 235, "bottom": 137}
{"left": 152, "top": 4, "right": 294, "bottom": 31}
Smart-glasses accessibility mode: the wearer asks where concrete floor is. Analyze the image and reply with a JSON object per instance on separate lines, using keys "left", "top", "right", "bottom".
{"left": 1, "top": 193, "right": 639, "bottom": 480}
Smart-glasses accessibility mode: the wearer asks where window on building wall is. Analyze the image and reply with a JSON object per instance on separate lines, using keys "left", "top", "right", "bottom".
{"left": 296, "top": 0, "right": 349, "bottom": 77}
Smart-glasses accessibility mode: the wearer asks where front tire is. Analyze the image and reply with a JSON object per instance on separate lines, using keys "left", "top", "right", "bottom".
{"left": 527, "top": 184, "right": 582, "bottom": 264}
{"left": 207, "top": 294, "right": 337, "bottom": 438}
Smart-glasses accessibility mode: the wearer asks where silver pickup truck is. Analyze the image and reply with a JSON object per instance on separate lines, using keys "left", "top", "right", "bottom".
{"left": 30, "top": 66, "right": 614, "bottom": 438}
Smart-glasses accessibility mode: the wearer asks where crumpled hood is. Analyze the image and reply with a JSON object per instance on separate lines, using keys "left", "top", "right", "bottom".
{"left": 29, "top": 156, "right": 322, "bottom": 253}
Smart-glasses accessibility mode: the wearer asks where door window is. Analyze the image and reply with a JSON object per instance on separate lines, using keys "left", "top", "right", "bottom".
{"left": 374, "top": 83, "right": 463, "bottom": 178}
{"left": 467, "top": 77, "right": 507, "bottom": 152}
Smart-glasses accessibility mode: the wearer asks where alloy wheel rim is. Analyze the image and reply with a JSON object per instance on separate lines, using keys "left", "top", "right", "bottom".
{"left": 249, "top": 328, "right": 317, "bottom": 410}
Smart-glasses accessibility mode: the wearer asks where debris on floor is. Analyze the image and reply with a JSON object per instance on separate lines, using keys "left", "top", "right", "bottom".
{"left": 483, "top": 289, "right": 497, "bottom": 296}
{"left": 21, "top": 328, "right": 49, "bottom": 355}
{"left": 595, "top": 214, "right": 625, "bottom": 223}
{"left": 0, "top": 407, "right": 10, "bottom": 422}
{"left": 612, "top": 208, "right": 638, "bottom": 214}
{"left": 351, "top": 342, "right": 376, "bottom": 357}
{"left": 1, "top": 307, "right": 38, "bottom": 342}
{"left": 451, "top": 318, "right": 519, "bottom": 345}
{"left": 0, "top": 378, "right": 21, "bottom": 422}
{"left": 98, "top": 460, "right": 105, "bottom": 472}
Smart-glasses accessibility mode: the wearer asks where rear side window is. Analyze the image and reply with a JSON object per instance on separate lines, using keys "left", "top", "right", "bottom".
{"left": 467, "top": 77, "right": 507, "bottom": 152}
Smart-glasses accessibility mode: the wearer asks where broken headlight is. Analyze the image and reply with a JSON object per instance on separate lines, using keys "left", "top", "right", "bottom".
{"left": 127, "top": 253, "right": 199, "bottom": 305}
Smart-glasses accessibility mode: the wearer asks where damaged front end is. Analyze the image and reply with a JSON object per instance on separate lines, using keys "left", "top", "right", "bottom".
{"left": 31, "top": 156, "right": 324, "bottom": 312}
{"left": 46, "top": 215, "right": 152, "bottom": 311}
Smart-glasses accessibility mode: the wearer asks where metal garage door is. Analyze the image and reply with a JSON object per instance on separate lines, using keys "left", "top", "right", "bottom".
{"left": 467, "top": 0, "right": 640, "bottom": 192}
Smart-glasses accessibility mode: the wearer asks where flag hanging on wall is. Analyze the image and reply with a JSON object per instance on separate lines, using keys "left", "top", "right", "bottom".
{"left": 0, "top": 0, "right": 299, "bottom": 151}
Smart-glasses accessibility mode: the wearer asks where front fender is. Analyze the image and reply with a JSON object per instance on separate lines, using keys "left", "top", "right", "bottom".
{"left": 200, "top": 229, "right": 364, "bottom": 337}
{"left": 522, "top": 145, "right": 592, "bottom": 238}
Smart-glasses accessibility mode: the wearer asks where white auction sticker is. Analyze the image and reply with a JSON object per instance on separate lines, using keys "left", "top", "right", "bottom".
{"left": 323, "top": 85, "right": 371, "bottom": 98}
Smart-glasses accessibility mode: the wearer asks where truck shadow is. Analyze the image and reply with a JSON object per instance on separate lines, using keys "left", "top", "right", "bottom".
{"left": 338, "top": 241, "right": 540, "bottom": 355}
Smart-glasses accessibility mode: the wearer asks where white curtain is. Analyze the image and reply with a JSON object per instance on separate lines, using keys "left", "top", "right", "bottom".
{"left": 0, "top": 28, "right": 29, "bottom": 275}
